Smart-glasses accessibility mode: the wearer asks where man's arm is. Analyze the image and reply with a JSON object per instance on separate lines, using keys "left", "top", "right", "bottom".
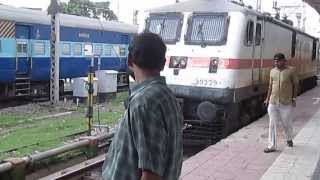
{"left": 130, "top": 104, "right": 167, "bottom": 180}
{"left": 291, "top": 68, "right": 299, "bottom": 106}
{"left": 264, "top": 73, "right": 273, "bottom": 104}
{"left": 141, "top": 170, "right": 162, "bottom": 180}
{"left": 291, "top": 68, "right": 299, "bottom": 99}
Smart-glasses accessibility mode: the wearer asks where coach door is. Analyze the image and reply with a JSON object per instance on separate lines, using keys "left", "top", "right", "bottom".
{"left": 247, "top": 19, "right": 263, "bottom": 88}
{"left": 16, "top": 25, "right": 30, "bottom": 74}
{"left": 254, "top": 20, "right": 263, "bottom": 86}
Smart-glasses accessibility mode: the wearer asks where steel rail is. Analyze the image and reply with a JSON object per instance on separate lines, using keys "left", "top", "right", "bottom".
{"left": 0, "top": 133, "right": 114, "bottom": 174}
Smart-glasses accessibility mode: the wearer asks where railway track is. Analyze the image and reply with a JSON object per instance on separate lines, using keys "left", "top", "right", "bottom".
{"left": 0, "top": 134, "right": 114, "bottom": 180}
{"left": 0, "top": 118, "right": 218, "bottom": 179}
{"left": 31, "top": 120, "right": 218, "bottom": 179}
{"left": 39, "top": 154, "right": 105, "bottom": 180}
{"left": 39, "top": 145, "right": 205, "bottom": 180}
{"left": 37, "top": 131, "right": 207, "bottom": 180}
{"left": 0, "top": 87, "right": 128, "bottom": 110}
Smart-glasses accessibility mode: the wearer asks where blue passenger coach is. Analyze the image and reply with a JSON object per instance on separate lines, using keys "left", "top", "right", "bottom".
{"left": 0, "top": 5, "right": 137, "bottom": 98}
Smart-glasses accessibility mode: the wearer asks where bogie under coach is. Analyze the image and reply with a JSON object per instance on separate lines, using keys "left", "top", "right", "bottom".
{"left": 141, "top": 0, "right": 319, "bottom": 144}
{"left": 0, "top": 5, "right": 137, "bottom": 99}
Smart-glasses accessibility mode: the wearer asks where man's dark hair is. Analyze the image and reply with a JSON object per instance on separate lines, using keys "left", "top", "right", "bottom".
{"left": 274, "top": 53, "right": 286, "bottom": 61}
{"left": 128, "top": 32, "right": 166, "bottom": 71}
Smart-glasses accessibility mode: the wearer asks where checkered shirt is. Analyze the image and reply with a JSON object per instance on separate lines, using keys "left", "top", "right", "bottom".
{"left": 102, "top": 76, "right": 183, "bottom": 180}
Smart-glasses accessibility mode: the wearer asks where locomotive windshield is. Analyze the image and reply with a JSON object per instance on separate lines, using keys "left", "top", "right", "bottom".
{"left": 145, "top": 13, "right": 183, "bottom": 44}
{"left": 185, "top": 13, "right": 229, "bottom": 46}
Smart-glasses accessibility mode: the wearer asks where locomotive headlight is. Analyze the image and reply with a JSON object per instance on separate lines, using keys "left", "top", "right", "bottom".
{"left": 179, "top": 57, "right": 188, "bottom": 69}
{"left": 172, "top": 58, "right": 180, "bottom": 68}
{"left": 169, "top": 56, "right": 188, "bottom": 69}
{"left": 209, "top": 57, "right": 219, "bottom": 73}
{"left": 169, "top": 56, "right": 179, "bottom": 68}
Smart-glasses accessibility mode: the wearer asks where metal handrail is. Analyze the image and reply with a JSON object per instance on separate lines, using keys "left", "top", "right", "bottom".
{"left": 0, "top": 133, "right": 114, "bottom": 174}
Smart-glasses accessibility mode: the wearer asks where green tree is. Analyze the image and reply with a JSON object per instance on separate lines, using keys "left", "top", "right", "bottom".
{"left": 59, "top": 0, "right": 117, "bottom": 21}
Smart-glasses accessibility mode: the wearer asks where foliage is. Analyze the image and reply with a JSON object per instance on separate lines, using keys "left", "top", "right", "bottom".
{"left": 59, "top": 0, "right": 117, "bottom": 21}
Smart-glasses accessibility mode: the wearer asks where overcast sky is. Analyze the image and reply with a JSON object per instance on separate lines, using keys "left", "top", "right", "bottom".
{"left": 0, "top": 0, "right": 319, "bottom": 36}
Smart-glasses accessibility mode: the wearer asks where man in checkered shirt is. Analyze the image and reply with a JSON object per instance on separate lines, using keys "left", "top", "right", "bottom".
{"left": 102, "top": 32, "right": 183, "bottom": 180}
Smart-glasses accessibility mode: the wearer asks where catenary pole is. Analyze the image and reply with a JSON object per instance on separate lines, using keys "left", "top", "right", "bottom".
{"left": 48, "top": 0, "right": 60, "bottom": 105}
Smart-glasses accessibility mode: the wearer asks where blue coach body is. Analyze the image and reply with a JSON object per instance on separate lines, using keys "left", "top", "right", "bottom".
{"left": 0, "top": 4, "right": 137, "bottom": 97}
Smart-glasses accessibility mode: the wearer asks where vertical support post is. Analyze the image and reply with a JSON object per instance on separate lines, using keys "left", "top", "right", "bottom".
{"left": 98, "top": 56, "right": 101, "bottom": 71}
{"left": 49, "top": 0, "right": 60, "bottom": 105}
{"left": 117, "top": 0, "right": 120, "bottom": 18}
{"left": 256, "top": 0, "right": 261, "bottom": 12}
{"left": 87, "top": 57, "right": 94, "bottom": 136}
{"left": 6, "top": 158, "right": 27, "bottom": 180}
{"left": 87, "top": 137, "right": 98, "bottom": 158}
{"left": 133, "top": 10, "right": 139, "bottom": 25}
{"left": 302, "top": 2, "right": 306, "bottom": 32}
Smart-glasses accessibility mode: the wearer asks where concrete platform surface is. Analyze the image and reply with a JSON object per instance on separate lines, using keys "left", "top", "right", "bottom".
{"left": 180, "top": 85, "right": 320, "bottom": 180}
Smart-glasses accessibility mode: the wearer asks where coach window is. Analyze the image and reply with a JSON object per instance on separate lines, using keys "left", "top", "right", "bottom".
{"left": 104, "top": 45, "right": 112, "bottom": 56}
{"left": 245, "top": 20, "right": 254, "bottom": 46}
{"left": 33, "top": 42, "right": 45, "bottom": 56}
{"left": 73, "top": 43, "right": 82, "bottom": 56}
{"left": 17, "top": 42, "right": 27, "bottom": 54}
{"left": 94, "top": 44, "right": 103, "bottom": 56}
{"left": 0, "top": 40, "right": 2, "bottom": 53}
{"left": 119, "top": 46, "right": 126, "bottom": 56}
{"left": 62, "top": 43, "right": 71, "bottom": 56}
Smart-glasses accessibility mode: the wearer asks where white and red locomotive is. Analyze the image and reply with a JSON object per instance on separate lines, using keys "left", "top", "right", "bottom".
{"left": 140, "top": 0, "right": 319, "bottom": 144}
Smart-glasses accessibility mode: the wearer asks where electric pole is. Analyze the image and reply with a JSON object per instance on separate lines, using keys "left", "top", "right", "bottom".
{"left": 117, "top": 0, "right": 120, "bottom": 18}
{"left": 48, "top": 0, "right": 60, "bottom": 105}
{"left": 273, "top": 1, "right": 281, "bottom": 19}
{"left": 280, "top": 2, "right": 306, "bottom": 31}
{"left": 133, "top": 10, "right": 139, "bottom": 25}
{"left": 256, "top": 0, "right": 261, "bottom": 12}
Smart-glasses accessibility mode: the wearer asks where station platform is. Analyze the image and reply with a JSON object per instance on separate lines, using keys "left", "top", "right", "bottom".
{"left": 181, "top": 85, "right": 320, "bottom": 180}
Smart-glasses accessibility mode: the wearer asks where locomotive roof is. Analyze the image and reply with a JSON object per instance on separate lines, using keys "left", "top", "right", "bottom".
{"left": 0, "top": 4, "right": 137, "bottom": 34}
{"left": 148, "top": 0, "right": 318, "bottom": 40}
{"left": 147, "top": 0, "right": 255, "bottom": 14}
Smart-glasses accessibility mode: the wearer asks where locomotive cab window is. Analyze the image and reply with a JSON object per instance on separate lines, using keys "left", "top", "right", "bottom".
{"left": 245, "top": 20, "right": 254, "bottom": 46}
{"left": 145, "top": 13, "right": 183, "bottom": 44}
{"left": 185, "top": 13, "right": 229, "bottom": 46}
